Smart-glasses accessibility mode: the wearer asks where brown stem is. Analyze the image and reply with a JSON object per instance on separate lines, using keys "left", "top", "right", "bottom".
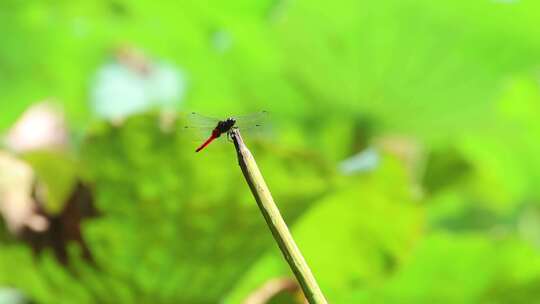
{"left": 230, "top": 128, "right": 327, "bottom": 304}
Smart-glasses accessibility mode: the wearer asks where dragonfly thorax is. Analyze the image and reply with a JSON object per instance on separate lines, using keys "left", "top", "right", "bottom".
{"left": 215, "top": 118, "right": 236, "bottom": 136}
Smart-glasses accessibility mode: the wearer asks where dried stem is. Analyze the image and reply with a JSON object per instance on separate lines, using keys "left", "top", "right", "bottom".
{"left": 230, "top": 128, "right": 327, "bottom": 304}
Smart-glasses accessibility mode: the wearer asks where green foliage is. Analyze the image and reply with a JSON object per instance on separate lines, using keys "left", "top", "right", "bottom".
{"left": 22, "top": 151, "right": 79, "bottom": 214}
{"left": 1, "top": 0, "right": 540, "bottom": 303}
{"left": 1, "top": 114, "right": 331, "bottom": 303}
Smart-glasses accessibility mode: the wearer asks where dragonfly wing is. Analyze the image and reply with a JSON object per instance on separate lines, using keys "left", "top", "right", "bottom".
{"left": 182, "top": 112, "right": 220, "bottom": 128}
{"left": 182, "top": 126, "right": 215, "bottom": 142}
{"left": 180, "top": 110, "right": 268, "bottom": 142}
{"left": 232, "top": 111, "right": 269, "bottom": 130}
{"left": 180, "top": 112, "right": 219, "bottom": 142}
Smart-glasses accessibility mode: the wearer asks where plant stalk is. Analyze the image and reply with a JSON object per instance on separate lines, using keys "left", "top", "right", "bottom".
{"left": 230, "top": 128, "right": 327, "bottom": 304}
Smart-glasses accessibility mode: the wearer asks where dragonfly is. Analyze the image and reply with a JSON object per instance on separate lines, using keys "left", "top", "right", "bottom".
{"left": 182, "top": 111, "right": 268, "bottom": 152}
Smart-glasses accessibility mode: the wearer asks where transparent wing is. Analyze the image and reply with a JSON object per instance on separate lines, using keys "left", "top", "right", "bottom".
{"left": 180, "top": 112, "right": 219, "bottom": 142}
{"left": 182, "top": 112, "right": 220, "bottom": 128}
{"left": 182, "top": 126, "right": 216, "bottom": 142}
{"left": 233, "top": 110, "right": 269, "bottom": 130}
{"left": 180, "top": 110, "right": 268, "bottom": 141}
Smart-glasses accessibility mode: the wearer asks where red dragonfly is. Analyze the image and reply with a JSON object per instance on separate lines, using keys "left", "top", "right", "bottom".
{"left": 182, "top": 111, "right": 268, "bottom": 152}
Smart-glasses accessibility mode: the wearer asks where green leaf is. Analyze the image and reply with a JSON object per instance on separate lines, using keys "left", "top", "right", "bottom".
{"left": 22, "top": 150, "right": 78, "bottom": 214}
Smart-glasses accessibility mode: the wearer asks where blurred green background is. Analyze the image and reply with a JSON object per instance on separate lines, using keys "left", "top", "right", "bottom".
{"left": 1, "top": 0, "right": 540, "bottom": 303}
